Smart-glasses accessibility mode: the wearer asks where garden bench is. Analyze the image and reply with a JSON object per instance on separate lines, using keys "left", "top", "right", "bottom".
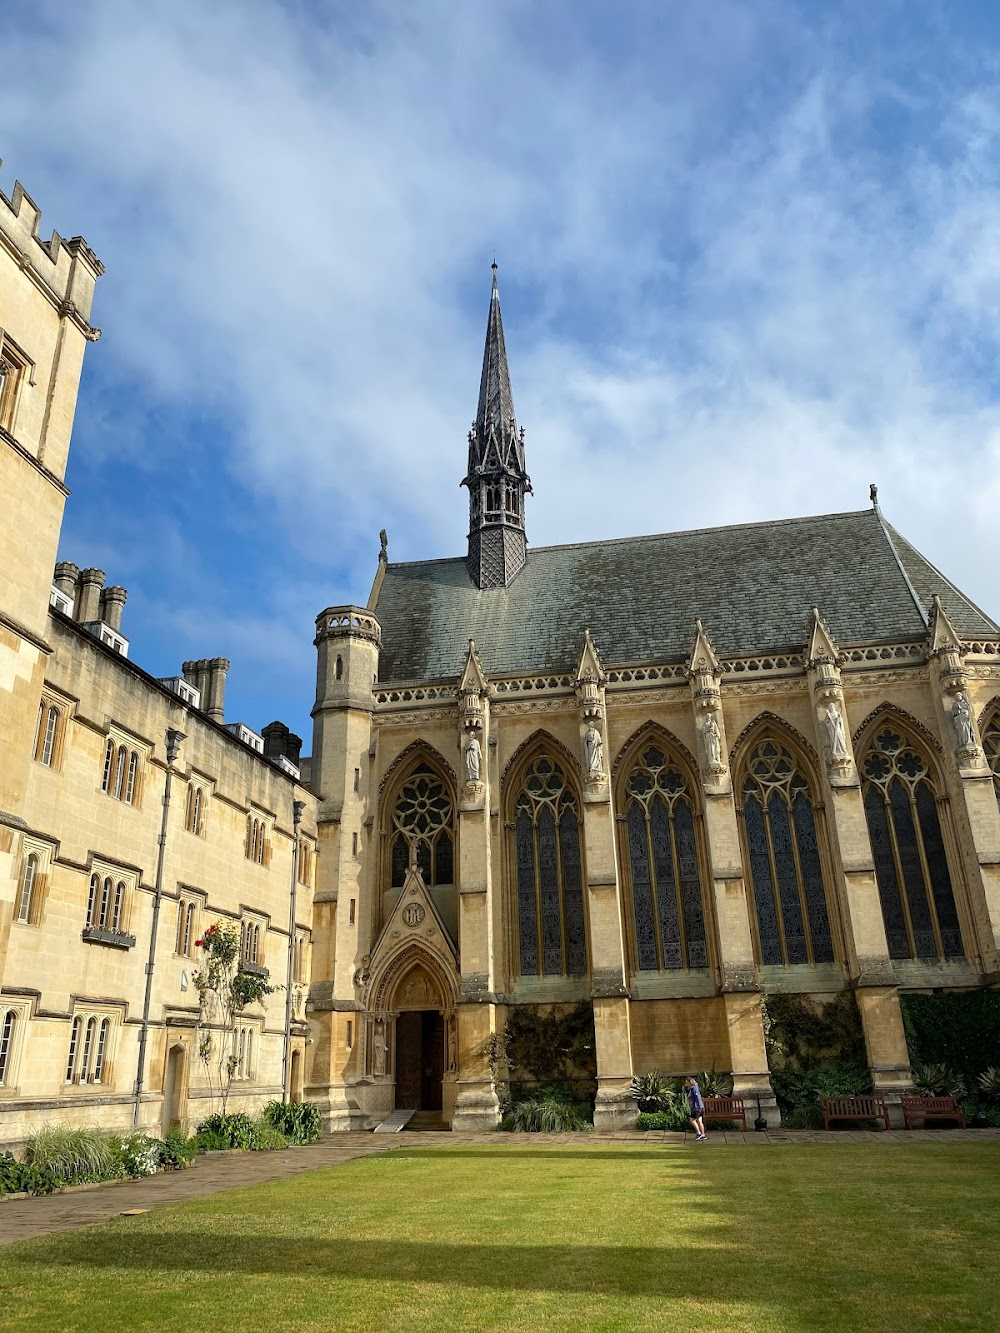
{"left": 820, "top": 1095, "right": 890, "bottom": 1131}
{"left": 900, "top": 1095, "right": 965, "bottom": 1129}
{"left": 703, "top": 1096, "right": 747, "bottom": 1129}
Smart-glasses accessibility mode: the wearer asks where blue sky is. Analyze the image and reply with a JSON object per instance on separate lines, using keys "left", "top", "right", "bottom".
{"left": 4, "top": 0, "right": 1000, "bottom": 746}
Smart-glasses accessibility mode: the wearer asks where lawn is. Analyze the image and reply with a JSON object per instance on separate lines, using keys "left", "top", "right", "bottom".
{"left": 1, "top": 1142, "right": 998, "bottom": 1332}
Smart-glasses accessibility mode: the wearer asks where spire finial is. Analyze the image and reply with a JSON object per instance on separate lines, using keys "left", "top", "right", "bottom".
{"left": 870, "top": 483, "right": 878, "bottom": 507}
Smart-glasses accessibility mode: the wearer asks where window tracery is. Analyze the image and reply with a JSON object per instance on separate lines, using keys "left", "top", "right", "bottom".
{"left": 983, "top": 716, "right": 1000, "bottom": 811}
{"left": 620, "top": 743, "right": 708, "bottom": 971}
{"left": 740, "top": 739, "right": 834, "bottom": 966}
{"left": 861, "top": 726, "right": 964, "bottom": 960}
{"left": 388, "top": 763, "right": 454, "bottom": 888}
{"left": 510, "top": 754, "right": 586, "bottom": 977}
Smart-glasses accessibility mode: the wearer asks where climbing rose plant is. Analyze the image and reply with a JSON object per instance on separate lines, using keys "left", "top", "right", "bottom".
{"left": 193, "top": 922, "right": 274, "bottom": 1114}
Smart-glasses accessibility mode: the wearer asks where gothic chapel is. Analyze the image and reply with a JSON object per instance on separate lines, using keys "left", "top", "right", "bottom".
{"left": 306, "top": 267, "right": 1000, "bottom": 1130}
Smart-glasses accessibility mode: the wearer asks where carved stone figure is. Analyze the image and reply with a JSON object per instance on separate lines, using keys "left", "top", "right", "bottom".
{"left": 584, "top": 721, "right": 604, "bottom": 776}
{"left": 951, "top": 691, "right": 976, "bottom": 751}
{"left": 373, "top": 1021, "right": 387, "bottom": 1077}
{"left": 702, "top": 713, "right": 723, "bottom": 769}
{"left": 821, "top": 700, "right": 848, "bottom": 760}
{"left": 464, "top": 733, "right": 482, "bottom": 783}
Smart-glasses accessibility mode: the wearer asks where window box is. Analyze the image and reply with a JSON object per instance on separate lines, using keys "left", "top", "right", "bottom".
{"left": 239, "top": 960, "right": 269, "bottom": 980}
{"left": 81, "top": 926, "right": 136, "bottom": 950}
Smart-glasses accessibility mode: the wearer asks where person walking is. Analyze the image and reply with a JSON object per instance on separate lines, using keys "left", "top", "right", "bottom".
{"left": 684, "top": 1076, "right": 706, "bottom": 1142}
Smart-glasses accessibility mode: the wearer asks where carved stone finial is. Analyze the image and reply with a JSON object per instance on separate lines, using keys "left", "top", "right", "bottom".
{"left": 870, "top": 483, "right": 878, "bottom": 506}
{"left": 806, "top": 606, "right": 840, "bottom": 669}
{"left": 379, "top": 529, "right": 388, "bottom": 562}
{"left": 687, "top": 619, "right": 721, "bottom": 678}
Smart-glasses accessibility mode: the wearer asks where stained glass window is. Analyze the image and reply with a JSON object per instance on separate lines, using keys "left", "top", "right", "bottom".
{"left": 511, "top": 755, "right": 586, "bottom": 977}
{"left": 984, "top": 718, "right": 1000, "bottom": 812}
{"left": 388, "top": 763, "right": 455, "bottom": 888}
{"left": 740, "top": 740, "right": 834, "bottom": 966}
{"left": 861, "top": 727, "right": 964, "bottom": 960}
{"left": 621, "top": 744, "right": 708, "bottom": 971}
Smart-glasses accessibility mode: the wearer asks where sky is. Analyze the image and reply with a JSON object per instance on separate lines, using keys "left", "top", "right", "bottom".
{"left": 4, "top": 0, "right": 1000, "bottom": 746}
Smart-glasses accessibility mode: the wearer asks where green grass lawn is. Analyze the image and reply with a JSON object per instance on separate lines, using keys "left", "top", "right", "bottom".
{"left": 2, "top": 1142, "right": 999, "bottom": 1332}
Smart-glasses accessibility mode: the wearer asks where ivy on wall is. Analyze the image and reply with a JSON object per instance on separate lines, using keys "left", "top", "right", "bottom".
{"left": 763, "top": 992, "right": 870, "bottom": 1124}
{"left": 487, "top": 1001, "right": 597, "bottom": 1111}
{"left": 900, "top": 990, "right": 1000, "bottom": 1083}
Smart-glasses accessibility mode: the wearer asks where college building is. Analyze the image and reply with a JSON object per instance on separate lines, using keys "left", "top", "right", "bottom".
{"left": 2, "top": 177, "right": 999, "bottom": 1142}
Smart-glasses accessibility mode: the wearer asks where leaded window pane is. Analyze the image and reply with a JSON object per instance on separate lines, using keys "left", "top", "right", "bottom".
{"left": 741, "top": 741, "right": 834, "bottom": 967}
{"left": 675, "top": 800, "right": 708, "bottom": 969}
{"left": 793, "top": 790, "right": 833, "bottom": 963}
{"left": 537, "top": 806, "right": 563, "bottom": 975}
{"left": 559, "top": 806, "right": 586, "bottom": 976}
{"left": 515, "top": 805, "right": 538, "bottom": 975}
{"left": 984, "top": 722, "right": 1000, "bottom": 811}
{"left": 627, "top": 801, "right": 657, "bottom": 970}
{"left": 511, "top": 756, "right": 585, "bottom": 979}
{"left": 861, "top": 727, "right": 965, "bottom": 961}
{"left": 390, "top": 833, "right": 407, "bottom": 888}
{"left": 915, "top": 781, "right": 963, "bottom": 958}
{"left": 865, "top": 785, "right": 909, "bottom": 958}
{"left": 743, "top": 791, "right": 782, "bottom": 965}
{"left": 650, "top": 796, "right": 681, "bottom": 968}
{"left": 622, "top": 744, "right": 709, "bottom": 972}
{"left": 391, "top": 765, "right": 454, "bottom": 887}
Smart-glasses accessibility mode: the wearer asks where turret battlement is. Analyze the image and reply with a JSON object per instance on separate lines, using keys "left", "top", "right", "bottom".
{"left": 315, "top": 607, "right": 382, "bottom": 647}
{"left": 0, "top": 162, "right": 103, "bottom": 324}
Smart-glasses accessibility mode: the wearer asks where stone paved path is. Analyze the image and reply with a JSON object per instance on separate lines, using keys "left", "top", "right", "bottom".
{"left": 3, "top": 1126, "right": 998, "bottom": 1245}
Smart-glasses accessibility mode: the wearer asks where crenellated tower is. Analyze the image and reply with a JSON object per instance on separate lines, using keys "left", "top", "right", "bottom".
{"left": 462, "top": 264, "right": 532, "bottom": 588}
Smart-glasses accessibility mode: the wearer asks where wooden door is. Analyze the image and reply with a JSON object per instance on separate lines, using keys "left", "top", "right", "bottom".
{"left": 395, "top": 1011, "right": 422, "bottom": 1109}
{"left": 420, "top": 1010, "right": 444, "bottom": 1111}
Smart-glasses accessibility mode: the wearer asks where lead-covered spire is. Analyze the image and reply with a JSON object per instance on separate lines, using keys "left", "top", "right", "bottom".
{"left": 462, "top": 264, "right": 532, "bottom": 588}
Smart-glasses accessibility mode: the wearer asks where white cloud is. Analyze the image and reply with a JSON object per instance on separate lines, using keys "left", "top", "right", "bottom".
{"left": 3, "top": 0, "right": 999, "bottom": 722}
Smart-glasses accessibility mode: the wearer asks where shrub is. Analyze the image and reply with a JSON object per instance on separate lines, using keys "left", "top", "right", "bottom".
{"left": 198, "top": 1111, "right": 257, "bottom": 1151}
{"left": 0, "top": 1151, "right": 59, "bottom": 1197}
{"left": 631, "top": 1069, "right": 673, "bottom": 1113}
{"left": 770, "top": 1063, "right": 870, "bottom": 1119}
{"left": 194, "top": 1127, "right": 230, "bottom": 1153}
{"left": 251, "top": 1123, "right": 290, "bottom": 1151}
{"left": 912, "top": 1063, "right": 965, "bottom": 1099}
{"left": 977, "top": 1067, "right": 1000, "bottom": 1104}
{"left": 263, "top": 1100, "right": 322, "bottom": 1144}
{"left": 961, "top": 1100, "right": 1000, "bottom": 1128}
{"left": 635, "top": 1091, "right": 691, "bottom": 1132}
{"left": 900, "top": 991, "right": 1000, "bottom": 1086}
{"left": 505, "top": 1094, "right": 592, "bottom": 1132}
{"left": 157, "top": 1127, "right": 199, "bottom": 1170}
{"left": 108, "top": 1134, "right": 161, "bottom": 1179}
{"left": 696, "top": 1068, "right": 734, "bottom": 1098}
{"left": 23, "top": 1125, "right": 117, "bottom": 1185}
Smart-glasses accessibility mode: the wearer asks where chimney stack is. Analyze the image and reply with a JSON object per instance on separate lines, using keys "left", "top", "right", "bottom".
{"left": 53, "top": 561, "right": 80, "bottom": 600}
{"left": 262, "top": 721, "right": 303, "bottom": 766}
{"left": 99, "top": 585, "right": 128, "bottom": 631}
{"left": 75, "top": 568, "right": 106, "bottom": 623}
{"left": 205, "top": 658, "right": 229, "bottom": 722}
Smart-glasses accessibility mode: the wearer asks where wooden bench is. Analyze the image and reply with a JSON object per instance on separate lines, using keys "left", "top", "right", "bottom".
{"left": 820, "top": 1094, "right": 891, "bottom": 1131}
{"left": 901, "top": 1095, "right": 965, "bottom": 1129}
{"left": 703, "top": 1096, "right": 747, "bottom": 1129}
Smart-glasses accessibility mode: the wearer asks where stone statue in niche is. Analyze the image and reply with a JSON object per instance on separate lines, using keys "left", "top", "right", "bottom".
{"left": 373, "top": 1021, "right": 387, "bottom": 1077}
{"left": 447, "top": 1012, "right": 457, "bottom": 1072}
{"left": 584, "top": 721, "right": 604, "bottom": 776}
{"left": 702, "top": 713, "right": 723, "bottom": 770}
{"left": 464, "top": 733, "right": 482, "bottom": 784}
{"left": 951, "top": 691, "right": 976, "bottom": 751}
{"left": 821, "top": 700, "right": 849, "bottom": 761}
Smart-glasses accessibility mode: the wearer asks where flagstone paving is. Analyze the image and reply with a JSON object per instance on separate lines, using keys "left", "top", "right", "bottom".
{"left": 3, "top": 1126, "right": 998, "bottom": 1245}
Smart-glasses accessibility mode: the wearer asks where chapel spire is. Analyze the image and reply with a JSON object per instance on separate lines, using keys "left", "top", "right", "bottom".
{"left": 462, "top": 263, "right": 532, "bottom": 588}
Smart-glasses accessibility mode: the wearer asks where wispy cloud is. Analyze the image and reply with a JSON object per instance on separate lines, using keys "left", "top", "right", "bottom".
{"left": 3, "top": 0, "right": 1000, "bottom": 732}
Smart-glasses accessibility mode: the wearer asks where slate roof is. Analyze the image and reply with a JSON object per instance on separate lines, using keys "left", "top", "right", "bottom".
{"left": 372, "top": 508, "right": 998, "bottom": 684}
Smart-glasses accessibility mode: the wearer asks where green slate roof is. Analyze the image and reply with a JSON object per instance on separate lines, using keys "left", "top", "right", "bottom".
{"left": 373, "top": 508, "right": 997, "bottom": 684}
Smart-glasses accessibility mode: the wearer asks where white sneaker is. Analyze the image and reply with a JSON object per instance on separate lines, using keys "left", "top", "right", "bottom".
{"left": 694, "top": 1133, "right": 706, "bottom": 1141}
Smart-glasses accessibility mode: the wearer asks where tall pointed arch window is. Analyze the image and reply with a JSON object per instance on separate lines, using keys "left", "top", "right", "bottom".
{"left": 861, "top": 726, "right": 964, "bottom": 960}
{"left": 388, "top": 762, "right": 454, "bottom": 888}
{"left": 511, "top": 754, "right": 586, "bottom": 977}
{"left": 983, "top": 714, "right": 1000, "bottom": 812}
{"left": 740, "top": 739, "right": 834, "bottom": 966}
{"left": 620, "top": 741, "right": 708, "bottom": 971}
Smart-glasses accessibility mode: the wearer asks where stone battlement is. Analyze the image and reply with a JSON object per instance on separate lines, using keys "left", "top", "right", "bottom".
{"left": 0, "top": 162, "right": 103, "bottom": 322}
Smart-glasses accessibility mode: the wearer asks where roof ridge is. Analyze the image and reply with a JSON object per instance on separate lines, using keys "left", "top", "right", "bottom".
{"left": 384, "top": 508, "right": 876, "bottom": 570}
{"left": 884, "top": 519, "right": 999, "bottom": 633}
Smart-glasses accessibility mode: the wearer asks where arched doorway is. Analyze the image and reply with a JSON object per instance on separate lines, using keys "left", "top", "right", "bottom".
{"left": 368, "top": 945, "right": 458, "bottom": 1117}
{"left": 162, "top": 1043, "right": 186, "bottom": 1136}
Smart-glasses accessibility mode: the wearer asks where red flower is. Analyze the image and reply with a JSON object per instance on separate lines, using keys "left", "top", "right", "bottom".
{"left": 194, "top": 938, "right": 204, "bottom": 948}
